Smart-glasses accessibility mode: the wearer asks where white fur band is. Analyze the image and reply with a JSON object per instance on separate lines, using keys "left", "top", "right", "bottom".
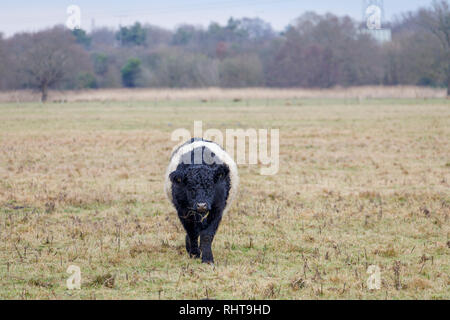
{"left": 164, "top": 140, "right": 239, "bottom": 214}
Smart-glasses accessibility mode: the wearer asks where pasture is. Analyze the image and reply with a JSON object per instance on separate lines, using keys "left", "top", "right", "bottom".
{"left": 0, "top": 94, "right": 448, "bottom": 299}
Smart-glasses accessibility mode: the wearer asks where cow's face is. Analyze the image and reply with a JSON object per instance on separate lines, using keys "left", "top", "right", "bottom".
{"left": 170, "top": 164, "right": 230, "bottom": 215}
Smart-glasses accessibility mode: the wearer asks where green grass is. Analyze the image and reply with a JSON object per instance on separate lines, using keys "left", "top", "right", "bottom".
{"left": 0, "top": 98, "right": 449, "bottom": 299}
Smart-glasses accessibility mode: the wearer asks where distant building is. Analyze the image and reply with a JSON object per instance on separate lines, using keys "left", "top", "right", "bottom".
{"left": 360, "top": 28, "right": 392, "bottom": 43}
{"left": 361, "top": 0, "right": 392, "bottom": 43}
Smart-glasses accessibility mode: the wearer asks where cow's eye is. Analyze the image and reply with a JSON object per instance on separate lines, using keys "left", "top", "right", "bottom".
{"left": 170, "top": 171, "right": 184, "bottom": 184}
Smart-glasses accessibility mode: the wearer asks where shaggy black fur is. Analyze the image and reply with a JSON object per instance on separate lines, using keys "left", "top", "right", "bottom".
{"left": 169, "top": 145, "right": 231, "bottom": 264}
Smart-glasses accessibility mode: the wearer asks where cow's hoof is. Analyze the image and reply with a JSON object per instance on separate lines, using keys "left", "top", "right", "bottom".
{"left": 201, "top": 258, "right": 214, "bottom": 265}
{"left": 190, "top": 249, "right": 201, "bottom": 259}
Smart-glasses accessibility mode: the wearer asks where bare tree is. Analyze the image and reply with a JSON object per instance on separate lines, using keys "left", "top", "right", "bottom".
{"left": 1, "top": 11, "right": 448, "bottom": 92}
{"left": 18, "top": 27, "right": 90, "bottom": 102}
{"left": 219, "top": 54, "right": 263, "bottom": 87}
{"left": 415, "top": 0, "right": 450, "bottom": 96}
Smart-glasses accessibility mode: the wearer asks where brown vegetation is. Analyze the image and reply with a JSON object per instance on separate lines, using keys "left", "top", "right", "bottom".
{"left": 0, "top": 86, "right": 446, "bottom": 103}
{"left": 0, "top": 96, "right": 448, "bottom": 299}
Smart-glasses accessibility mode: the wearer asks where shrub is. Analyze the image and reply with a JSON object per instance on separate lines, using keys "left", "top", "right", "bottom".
{"left": 121, "top": 58, "right": 142, "bottom": 87}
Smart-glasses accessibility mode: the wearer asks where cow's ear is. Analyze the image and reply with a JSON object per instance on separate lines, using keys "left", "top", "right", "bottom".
{"left": 169, "top": 171, "right": 184, "bottom": 184}
{"left": 214, "top": 165, "right": 229, "bottom": 182}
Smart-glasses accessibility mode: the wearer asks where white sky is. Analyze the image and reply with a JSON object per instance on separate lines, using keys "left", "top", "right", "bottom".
{"left": 0, "top": 0, "right": 434, "bottom": 37}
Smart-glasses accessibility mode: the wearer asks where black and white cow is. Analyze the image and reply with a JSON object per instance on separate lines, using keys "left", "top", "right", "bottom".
{"left": 165, "top": 138, "right": 239, "bottom": 264}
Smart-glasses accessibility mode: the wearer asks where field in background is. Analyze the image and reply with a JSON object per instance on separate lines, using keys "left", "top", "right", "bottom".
{"left": 0, "top": 86, "right": 447, "bottom": 103}
{"left": 0, "top": 95, "right": 449, "bottom": 299}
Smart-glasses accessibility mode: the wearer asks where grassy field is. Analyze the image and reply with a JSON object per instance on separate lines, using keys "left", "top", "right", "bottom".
{"left": 0, "top": 97, "right": 449, "bottom": 299}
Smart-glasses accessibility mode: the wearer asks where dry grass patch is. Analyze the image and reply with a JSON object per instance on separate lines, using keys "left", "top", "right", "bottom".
{"left": 0, "top": 97, "right": 448, "bottom": 299}
{"left": 0, "top": 86, "right": 446, "bottom": 103}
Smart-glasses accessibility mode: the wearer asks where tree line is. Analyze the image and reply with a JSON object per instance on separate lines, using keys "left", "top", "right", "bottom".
{"left": 0, "top": 0, "right": 448, "bottom": 101}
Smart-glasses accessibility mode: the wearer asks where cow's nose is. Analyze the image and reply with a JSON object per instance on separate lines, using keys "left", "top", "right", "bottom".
{"left": 196, "top": 203, "right": 208, "bottom": 213}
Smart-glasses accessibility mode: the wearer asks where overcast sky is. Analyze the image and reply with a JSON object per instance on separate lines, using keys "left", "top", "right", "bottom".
{"left": 0, "top": 0, "right": 434, "bottom": 37}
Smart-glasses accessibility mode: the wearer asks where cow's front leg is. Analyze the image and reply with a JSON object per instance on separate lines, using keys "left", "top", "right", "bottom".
{"left": 200, "top": 233, "right": 214, "bottom": 264}
{"left": 199, "top": 211, "right": 223, "bottom": 264}
{"left": 186, "top": 233, "right": 200, "bottom": 258}
{"left": 200, "top": 233, "right": 215, "bottom": 264}
{"left": 180, "top": 215, "right": 200, "bottom": 259}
